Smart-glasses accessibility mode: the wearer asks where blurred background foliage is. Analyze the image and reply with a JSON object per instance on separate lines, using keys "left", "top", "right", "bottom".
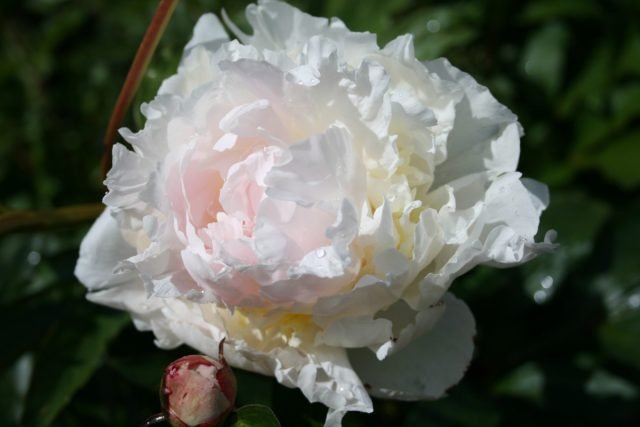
{"left": 1, "top": 0, "right": 639, "bottom": 425}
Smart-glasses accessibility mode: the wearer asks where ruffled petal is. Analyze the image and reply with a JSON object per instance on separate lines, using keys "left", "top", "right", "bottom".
{"left": 184, "top": 13, "right": 228, "bottom": 54}
{"left": 87, "top": 275, "right": 373, "bottom": 427}
{"left": 242, "top": 0, "right": 378, "bottom": 68}
{"left": 78, "top": 3, "right": 553, "bottom": 426}
{"left": 428, "top": 58, "right": 521, "bottom": 188}
{"left": 348, "top": 293, "right": 475, "bottom": 400}
{"left": 74, "top": 209, "right": 136, "bottom": 291}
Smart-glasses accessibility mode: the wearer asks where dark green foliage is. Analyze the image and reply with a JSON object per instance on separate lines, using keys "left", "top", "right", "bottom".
{"left": 1, "top": 0, "right": 639, "bottom": 426}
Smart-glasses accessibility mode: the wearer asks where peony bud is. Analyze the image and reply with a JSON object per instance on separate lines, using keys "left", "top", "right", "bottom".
{"left": 160, "top": 340, "right": 236, "bottom": 427}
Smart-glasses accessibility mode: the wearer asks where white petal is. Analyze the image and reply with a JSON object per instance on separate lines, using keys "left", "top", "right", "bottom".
{"left": 348, "top": 293, "right": 475, "bottom": 400}
{"left": 218, "top": 98, "right": 288, "bottom": 141}
{"left": 313, "top": 275, "right": 399, "bottom": 324}
{"left": 79, "top": 3, "right": 554, "bottom": 426}
{"left": 429, "top": 58, "right": 521, "bottom": 188}
{"left": 483, "top": 172, "right": 541, "bottom": 238}
{"left": 348, "top": 60, "right": 391, "bottom": 137}
{"left": 373, "top": 299, "right": 446, "bottom": 360}
{"left": 265, "top": 126, "right": 366, "bottom": 210}
{"left": 286, "top": 64, "right": 321, "bottom": 86}
{"left": 120, "top": 94, "right": 181, "bottom": 159}
{"left": 243, "top": 0, "right": 377, "bottom": 67}
{"left": 74, "top": 209, "right": 136, "bottom": 291}
{"left": 521, "top": 177, "right": 550, "bottom": 214}
{"left": 184, "top": 13, "right": 228, "bottom": 54}
{"left": 103, "top": 144, "right": 155, "bottom": 212}
{"left": 381, "top": 34, "right": 415, "bottom": 62}
{"left": 318, "top": 316, "right": 392, "bottom": 348}
{"left": 166, "top": 298, "right": 378, "bottom": 426}
{"left": 88, "top": 276, "right": 374, "bottom": 427}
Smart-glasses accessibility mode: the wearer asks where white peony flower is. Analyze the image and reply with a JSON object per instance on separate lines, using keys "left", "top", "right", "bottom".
{"left": 75, "top": 1, "right": 554, "bottom": 425}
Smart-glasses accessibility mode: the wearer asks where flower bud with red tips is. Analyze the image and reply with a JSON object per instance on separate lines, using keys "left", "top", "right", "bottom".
{"left": 160, "top": 340, "right": 236, "bottom": 427}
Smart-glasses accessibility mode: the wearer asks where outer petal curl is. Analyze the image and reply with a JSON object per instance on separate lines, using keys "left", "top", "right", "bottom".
{"left": 348, "top": 293, "right": 475, "bottom": 400}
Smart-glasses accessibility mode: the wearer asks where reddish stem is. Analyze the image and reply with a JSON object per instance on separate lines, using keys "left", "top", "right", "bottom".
{"left": 0, "top": 203, "right": 104, "bottom": 235}
{"left": 101, "top": 0, "right": 180, "bottom": 178}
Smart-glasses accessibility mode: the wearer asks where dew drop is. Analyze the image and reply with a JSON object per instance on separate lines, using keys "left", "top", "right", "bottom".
{"left": 541, "top": 276, "right": 553, "bottom": 289}
{"left": 27, "top": 251, "right": 41, "bottom": 266}
{"left": 316, "top": 248, "right": 326, "bottom": 258}
{"left": 524, "top": 60, "right": 533, "bottom": 75}
{"left": 533, "top": 290, "right": 547, "bottom": 304}
{"left": 426, "top": 19, "right": 441, "bottom": 33}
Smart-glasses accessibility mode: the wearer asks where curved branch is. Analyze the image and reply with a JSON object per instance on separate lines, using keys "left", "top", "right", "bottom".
{"left": 0, "top": 203, "right": 104, "bottom": 235}
{"left": 101, "top": 0, "right": 180, "bottom": 177}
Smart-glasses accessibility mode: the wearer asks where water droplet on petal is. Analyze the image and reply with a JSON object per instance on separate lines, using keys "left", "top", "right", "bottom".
{"left": 316, "top": 249, "right": 326, "bottom": 258}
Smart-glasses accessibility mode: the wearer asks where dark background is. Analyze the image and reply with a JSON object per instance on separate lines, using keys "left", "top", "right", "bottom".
{"left": 1, "top": 0, "right": 639, "bottom": 426}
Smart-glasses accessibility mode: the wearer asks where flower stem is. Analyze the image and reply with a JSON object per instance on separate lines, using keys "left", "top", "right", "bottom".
{"left": 141, "top": 412, "right": 167, "bottom": 426}
{"left": 101, "top": 0, "right": 180, "bottom": 178}
{"left": 0, "top": 203, "right": 104, "bottom": 235}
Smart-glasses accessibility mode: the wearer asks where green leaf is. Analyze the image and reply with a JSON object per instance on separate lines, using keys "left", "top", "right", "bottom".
{"left": 573, "top": 111, "right": 616, "bottom": 153}
{"left": 523, "top": 191, "right": 610, "bottom": 302}
{"left": 520, "top": 23, "right": 569, "bottom": 96}
{"left": 106, "top": 352, "right": 169, "bottom": 393}
{"left": 406, "top": 5, "right": 480, "bottom": 60}
{"left": 323, "top": 0, "right": 411, "bottom": 40}
{"left": 596, "top": 201, "right": 640, "bottom": 371}
{"left": 570, "top": 85, "right": 640, "bottom": 175}
{"left": 618, "top": 31, "right": 640, "bottom": 77}
{"left": 234, "top": 369, "right": 275, "bottom": 408}
{"left": 520, "top": 0, "right": 602, "bottom": 22}
{"left": 0, "top": 299, "right": 59, "bottom": 372}
{"left": 493, "top": 363, "right": 545, "bottom": 404}
{"left": 0, "top": 355, "right": 33, "bottom": 427}
{"left": 588, "top": 131, "right": 640, "bottom": 190}
{"left": 404, "top": 386, "right": 501, "bottom": 427}
{"left": 610, "top": 200, "right": 640, "bottom": 286}
{"left": 325, "top": 0, "right": 409, "bottom": 17}
{"left": 541, "top": 191, "right": 610, "bottom": 246}
{"left": 559, "top": 41, "right": 613, "bottom": 116}
{"left": 611, "top": 84, "right": 640, "bottom": 128}
{"left": 21, "top": 304, "right": 128, "bottom": 427}
{"left": 599, "top": 310, "right": 640, "bottom": 371}
{"left": 586, "top": 370, "right": 638, "bottom": 400}
{"left": 227, "top": 404, "right": 281, "bottom": 427}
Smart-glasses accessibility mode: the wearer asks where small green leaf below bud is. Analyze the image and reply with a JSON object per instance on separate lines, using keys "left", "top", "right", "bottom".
{"left": 227, "top": 404, "right": 281, "bottom": 427}
{"left": 160, "top": 340, "right": 237, "bottom": 427}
